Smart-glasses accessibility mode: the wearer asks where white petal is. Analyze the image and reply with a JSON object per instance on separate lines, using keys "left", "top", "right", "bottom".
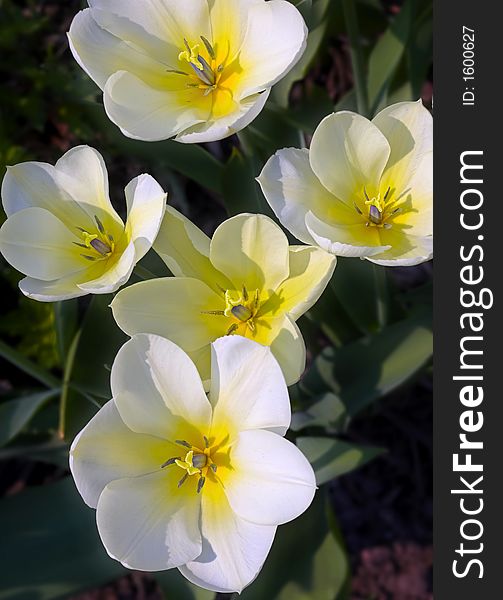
{"left": 373, "top": 100, "right": 433, "bottom": 191}
{"left": 305, "top": 211, "right": 391, "bottom": 258}
{"left": 268, "top": 314, "right": 306, "bottom": 386}
{"left": 19, "top": 273, "right": 87, "bottom": 302}
{"left": 309, "top": 111, "right": 391, "bottom": 204}
{"left": 210, "top": 214, "right": 289, "bottom": 293}
{"left": 236, "top": 0, "right": 307, "bottom": 97}
{"left": 124, "top": 174, "right": 166, "bottom": 261}
{"left": 88, "top": 0, "right": 211, "bottom": 53}
{"left": 70, "top": 399, "right": 169, "bottom": 508}
{"left": 275, "top": 246, "right": 337, "bottom": 322}
{"left": 257, "top": 147, "right": 329, "bottom": 245}
{"left": 97, "top": 470, "right": 202, "bottom": 571}
{"left": 87, "top": 4, "right": 176, "bottom": 65}
{"left": 153, "top": 205, "right": 230, "bottom": 290}
{"left": 77, "top": 240, "right": 136, "bottom": 294}
{"left": 373, "top": 101, "right": 433, "bottom": 237}
{"left": 176, "top": 90, "right": 270, "bottom": 144}
{"left": 224, "top": 429, "right": 316, "bottom": 526}
{"left": 1, "top": 161, "right": 92, "bottom": 228}
{"left": 55, "top": 146, "right": 122, "bottom": 228}
{"left": 179, "top": 483, "right": 276, "bottom": 593}
{"left": 68, "top": 9, "right": 167, "bottom": 90}
{"left": 0, "top": 207, "right": 88, "bottom": 280}
{"left": 111, "top": 334, "right": 211, "bottom": 441}
{"left": 210, "top": 336, "right": 290, "bottom": 435}
{"left": 111, "top": 277, "right": 229, "bottom": 352}
{"left": 104, "top": 70, "right": 209, "bottom": 142}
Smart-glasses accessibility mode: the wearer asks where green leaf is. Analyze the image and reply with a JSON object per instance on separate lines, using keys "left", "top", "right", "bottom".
{"left": 155, "top": 572, "right": 213, "bottom": 600}
{"left": 331, "top": 257, "right": 393, "bottom": 334}
{"left": 272, "top": 0, "right": 330, "bottom": 108}
{"left": 0, "top": 479, "right": 125, "bottom": 600}
{"left": 367, "top": 0, "right": 416, "bottom": 115}
{"left": 222, "top": 147, "right": 269, "bottom": 216}
{"left": 0, "top": 389, "right": 59, "bottom": 447}
{"left": 302, "top": 309, "right": 432, "bottom": 416}
{"left": 241, "top": 491, "right": 349, "bottom": 600}
{"left": 0, "top": 338, "right": 60, "bottom": 389}
{"left": 291, "top": 392, "right": 347, "bottom": 432}
{"left": 297, "top": 436, "right": 384, "bottom": 485}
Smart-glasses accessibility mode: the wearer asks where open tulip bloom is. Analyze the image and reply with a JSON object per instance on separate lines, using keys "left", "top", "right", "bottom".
{"left": 0, "top": 146, "right": 166, "bottom": 301}
{"left": 258, "top": 100, "right": 433, "bottom": 266}
{"left": 68, "top": 0, "right": 307, "bottom": 143}
{"left": 70, "top": 334, "right": 316, "bottom": 593}
{"left": 110, "top": 209, "right": 336, "bottom": 385}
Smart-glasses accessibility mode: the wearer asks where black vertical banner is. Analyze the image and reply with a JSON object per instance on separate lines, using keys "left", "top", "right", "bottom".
{"left": 435, "top": 1, "right": 500, "bottom": 597}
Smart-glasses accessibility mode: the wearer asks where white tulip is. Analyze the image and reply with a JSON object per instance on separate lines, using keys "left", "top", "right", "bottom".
{"left": 68, "top": 0, "right": 307, "bottom": 143}
{"left": 70, "top": 334, "right": 316, "bottom": 593}
{"left": 258, "top": 100, "right": 433, "bottom": 266}
{"left": 0, "top": 146, "right": 166, "bottom": 301}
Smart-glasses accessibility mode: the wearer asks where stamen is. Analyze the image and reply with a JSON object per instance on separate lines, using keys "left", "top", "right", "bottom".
{"left": 166, "top": 68, "right": 190, "bottom": 76}
{"left": 383, "top": 186, "right": 391, "bottom": 201}
{"left": 254, "top": 289, "right": 260, "bottom": 310}
{"left": 201, "top": 310, "right": 226, "bottom": 316}
{"left": 242, "top": 285, "right": 249, "bottom": 301}
{"left": 226, "top": 323, "right": 239, "bottom": 336}
{"left": 354, "top": 203, "right": 363, "bottom": 215}
{"left": 161, "top": 457, "right": 179, "bottom": 468}
{"left": 94, "top": 215, "right": 105, "bottom": 234}
{"left": 176, "top": 440, "right": 192, "bottom": 449}
{"left": 81, "top": 254, "right": 97, "bottom": 261}
{"left": 197, "top": 477, "right": 206, "bottom": 494}
{"left": 210, "top": 464, "right": 218, "bottom": 474}
{"left": 204, "top": 436, "right": 210, "bottom": 448}
{"left": 200, "top": 35, "right": 216, "bottom": 60}
{"left": 178, "top": 473, "right": 188, "bottom": 488}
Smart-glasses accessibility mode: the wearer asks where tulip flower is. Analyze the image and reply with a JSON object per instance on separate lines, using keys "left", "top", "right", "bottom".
{"left": 0, "top": 146, "right": 166, "bottom": 301}
{"left": 111, "top": 209, "right": 336, "bottom": 385}
{"left": 68, "top": 0, "right": 307, "bottom": 143}
{"left": 258, "top": 100, "right": 433, "bottom": 266}
{"left": 70, "top": 333, "right": 316, "bottom": 593}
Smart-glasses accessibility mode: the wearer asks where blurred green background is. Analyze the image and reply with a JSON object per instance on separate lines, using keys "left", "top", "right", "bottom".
{"left": 0, "top": 1, "right": 432, "bottom": 599}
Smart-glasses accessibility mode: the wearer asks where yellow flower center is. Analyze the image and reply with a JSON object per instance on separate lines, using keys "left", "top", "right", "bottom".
{"left": 355, "top": 187, "right": 401, "bottom": 229}
{"left": 74, "top": 215, "right": 116, "bottom": 262}
{"left": 176, "top": 36, "right": 225, "bottom": 97}
{"left": 162, "top": 436, "right": 226, "bottom": 494}
{"left": 203, "top": 285, "right": 263, "bottom": 336}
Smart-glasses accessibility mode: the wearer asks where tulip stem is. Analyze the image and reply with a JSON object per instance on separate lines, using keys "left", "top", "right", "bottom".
{"left": 373, "top": 264, "right": 388, "bottom": 329}
{"left": 342, "top": 0, "right": 369, "bottom": 117}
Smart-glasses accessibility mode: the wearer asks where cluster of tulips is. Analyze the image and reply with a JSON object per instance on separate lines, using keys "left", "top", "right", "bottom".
{"left": 0, "top": 0, "right": 432, "bottom": 594}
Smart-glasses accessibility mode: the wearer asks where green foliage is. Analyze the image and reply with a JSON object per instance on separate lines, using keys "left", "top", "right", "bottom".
{"left": 241, "top": 491, "right": 350, "bottom": 600}
{"left": 297, "top": 436, "right": 385, "bottom": 485}
{"left": 0, "top": 480, "right": 126, "bottom": 600}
